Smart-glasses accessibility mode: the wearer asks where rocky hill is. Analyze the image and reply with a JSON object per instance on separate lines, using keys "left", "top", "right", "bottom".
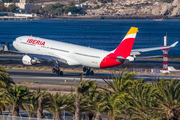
{"left": 85, "top": 0, "right": 180, "bottom": 17}
{"left": 37, "top": 0, "right": 180, "bottom": 17}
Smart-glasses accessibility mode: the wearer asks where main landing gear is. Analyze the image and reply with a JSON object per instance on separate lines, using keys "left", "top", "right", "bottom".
{"left": 83, "top": 66, "right": 94, "bottom": 76}
{"left": 52, "top": 67, "right": 63, "bottom": 76}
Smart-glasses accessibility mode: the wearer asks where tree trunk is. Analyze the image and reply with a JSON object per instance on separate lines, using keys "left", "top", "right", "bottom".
{"left": 30, "top": 113, "right": 35, "bottom": 118}
{"left": 37, "top": 97, "right": 43, "bottom": 119}
{"left": 107, "top": 112, "right": 113, "bottom": 120}
{"left": 75, "top": 98, "right": 81, "bottom": 120}
{"left": 53, "top": 115, "right": 55, "bottom": 120}
{"left": 56, "top": 111, "right": 62, "bottom": 120}
{"left": 73, "top": 113, "right": 75, "bottom": 120}
{"left": 0, "top": 108, "right": 2, "bottom": 115}
{"left": 87, "top": 112, "right": 94, "bottom": 120}
{"left": 12, "top": 105, "right": 19, "bottom": 116}
{"left": 167, "top": 110, "right": 179, "bottom": 120}
{"left": 95, "top": 112, "right": 101, "bottom": 120}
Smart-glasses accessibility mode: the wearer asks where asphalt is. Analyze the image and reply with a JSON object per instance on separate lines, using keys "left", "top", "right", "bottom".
{"left": 6, "top": 69, "right": 180, "bottom": 86}
{"left": 1, "top": 54, "right": 180, "bottom": 85}
{"left": 6, "top": 69, "right": 110, "bottom": 86}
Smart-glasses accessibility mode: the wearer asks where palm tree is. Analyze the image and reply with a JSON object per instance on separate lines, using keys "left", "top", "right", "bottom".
{"left": 46, "top": 92, "right": 70, "bottom": 120}
{"left": 153, "top": 78, "right": 180, "bottom": 120}
{"left": 83, "top": 84, "right": 107, "bottom": 120}
{"left": 122, "top": 79, "right": 158, "bottom": 120}
{"left": 36, "top": 88, "right": 49, "bottom": 119}
{"left": 0, "top": 67, "right": 15, "bottom": 89}
{"left": 101, "top": 70, "right": 136, "bottom": 120}
{"left": 0, "top": 94, "right": 9, "bottom": 115}
{"left": 74, "top": 75, "right": 96, "bottom": 120}
{"left": 102, "top": 91, "right": 127, "bottom": 120}
{"left": 65, "top": 93, "right": 76, "bottom": 120}
{"left": 4, "top": 85, "right": 29, "bottom": 116}
{"left": 90, "top": 91, "right": 107, "bottom": 120}
{"left": 0, "top": 67, "right": 15, "bottom": 115}
{"left": 22, "top": 91, "right": 39, "bottom": 118}
{"left": 102, "top": 70, "right": 136, "bottom": 94}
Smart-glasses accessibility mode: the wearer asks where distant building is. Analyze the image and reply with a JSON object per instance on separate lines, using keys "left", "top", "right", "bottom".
{"left": 75, "top": 3, "right": 88, "bottom": 8}
{"left": 81, "top": 3, "right": 88, "bottom": 8}
{"left": 4, "top": 0, "right": 41, "bottom": 13}
{"left": 68, "top": 12, "right": 74, "bottom": 16}
{"left": 0, "top": 12, "right": 14, "bottom": 16}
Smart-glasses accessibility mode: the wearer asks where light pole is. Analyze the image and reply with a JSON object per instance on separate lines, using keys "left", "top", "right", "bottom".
{"left": 60, "top": 107, "right": 65, "bottom": 120}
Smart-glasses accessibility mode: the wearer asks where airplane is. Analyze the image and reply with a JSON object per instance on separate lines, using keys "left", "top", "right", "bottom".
{"left": 10, "top": 27, "right": 178, "bottom": 76}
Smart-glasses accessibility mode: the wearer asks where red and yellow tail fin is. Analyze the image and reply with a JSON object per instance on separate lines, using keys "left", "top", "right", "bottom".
{"left": 114, "top": 27, "right": 138, "bottom": 59}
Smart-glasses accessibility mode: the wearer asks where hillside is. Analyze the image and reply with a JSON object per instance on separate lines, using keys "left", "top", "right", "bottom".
{"left": 13, "top": 0, "right": 177, "bottom": 17}
{"left": 85, "top": 0, "right": 180, "bottom": 17}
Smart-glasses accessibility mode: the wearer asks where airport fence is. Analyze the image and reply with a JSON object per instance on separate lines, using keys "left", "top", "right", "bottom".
{"left": 0, "top": 115, "right": 53, "bottom": 120}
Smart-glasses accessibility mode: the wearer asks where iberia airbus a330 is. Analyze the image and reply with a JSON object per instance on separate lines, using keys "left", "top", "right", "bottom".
{"left": 11, "top": 27, "right": 178, "bottom": 76}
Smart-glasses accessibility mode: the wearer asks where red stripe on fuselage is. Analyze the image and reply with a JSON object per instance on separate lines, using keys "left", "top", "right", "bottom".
{"left": 100, "top": 53, "right": 124, "bottom": 68}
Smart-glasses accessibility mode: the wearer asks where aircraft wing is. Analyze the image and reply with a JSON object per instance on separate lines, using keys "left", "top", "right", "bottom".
{"left": 28, "top": 53, "right": 68, "bottom": 65}
{"left": 131, "top": 41, "right": 178, "bottom": 55}
{"left": 7, "top": 50, "right": 68, "bottom": 65}
{"left": 4, "top": 44, "right": 68, "bottom": 64}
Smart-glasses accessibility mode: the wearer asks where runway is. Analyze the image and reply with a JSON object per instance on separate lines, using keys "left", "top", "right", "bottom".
{"left": 6, "top": 69, "right": 180, "bottom": 86}
{"left": 1, "top": 54, "right": 180, "bottom": 85}
{"left": 6, "top": 69, "right": 110, "bottom": 86}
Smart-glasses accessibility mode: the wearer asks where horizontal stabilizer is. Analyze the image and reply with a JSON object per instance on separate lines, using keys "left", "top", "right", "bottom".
{"left": 170, "top": 41, "right": 178, "bottom": 47}
{"left": 168, "top": 66, "right": 176, "bottom": 71}
{"left": 132, "top": 41, "right": 178, "bottom": 53}
{"left": 135, "top": 55, "right": 163, "bottom": 59}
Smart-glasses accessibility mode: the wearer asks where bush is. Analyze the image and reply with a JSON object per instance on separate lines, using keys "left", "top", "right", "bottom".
{"left": 65, "top": 6, "right": 82, "bottom": 14}
{"left": 42, "top": 3, "right": 65, "bottom": 14}
{"left": 95, "top": 5, "right": 100, "bottom": 9}
{"left": 98, "top": 0, "right": 112, "bottom": 3}
{"left": 161, "top": 0, "right": 174, "bottom": 3}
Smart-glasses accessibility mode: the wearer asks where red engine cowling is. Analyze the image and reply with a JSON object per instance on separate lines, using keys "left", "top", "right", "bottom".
{"left": 22, "top": 55, "right": 36, "bottom": 65}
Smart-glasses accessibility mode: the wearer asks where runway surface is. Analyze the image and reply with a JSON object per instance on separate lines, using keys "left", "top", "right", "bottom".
{"left": 6, "top": 69, "right": 180, "bottom": 86}
{"left": 6, "top": 69, "right": 110, "bottom": 86}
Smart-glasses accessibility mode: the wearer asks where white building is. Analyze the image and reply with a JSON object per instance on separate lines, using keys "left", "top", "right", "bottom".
{"left": 75, "top": 3, "right": 88, "bottom": 8}
{"left": 4, "top": 0, "right": 41, "bottom": 13}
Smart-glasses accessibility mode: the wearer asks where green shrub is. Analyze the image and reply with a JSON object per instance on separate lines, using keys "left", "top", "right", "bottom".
{"left": 65, "top": 6, "right": 82, "bottom": 14}
{"left": 161, "top": 0, "right": 174, "bottom": 3}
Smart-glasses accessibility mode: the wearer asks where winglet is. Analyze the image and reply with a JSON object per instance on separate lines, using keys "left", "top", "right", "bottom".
{"left": 170, "top": 41, "right": 178, "bottom": 47}
{"left": 114, "top": 27, "right": 138, "bottom": 59}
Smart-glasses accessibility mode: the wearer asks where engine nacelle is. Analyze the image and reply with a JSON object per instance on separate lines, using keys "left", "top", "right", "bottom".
{"left": 126, "top": 56, "right": 135, "bottom": 62}
{"left": 22, "top": 55, "right": 36, "bottom": 65}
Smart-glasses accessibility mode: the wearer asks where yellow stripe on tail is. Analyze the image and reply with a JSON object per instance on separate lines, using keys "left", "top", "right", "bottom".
{"left": 125, "top": 27, "right": 138, "bottom": 37}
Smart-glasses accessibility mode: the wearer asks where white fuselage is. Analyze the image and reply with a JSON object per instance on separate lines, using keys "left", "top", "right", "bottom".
{"left": 13, "top": 36, "right": 111, "bottom": 68}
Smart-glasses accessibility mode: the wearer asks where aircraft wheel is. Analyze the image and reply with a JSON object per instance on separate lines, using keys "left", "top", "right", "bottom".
{"left": 59, "top": 71, "right": 63, "bottom": 76}
{"left": 90, "top": 71, "right": 94, "bottom": 75}
{"left": 86, "top": 71, "right": 90, "bottom": 76}
{"left": 52, "top": 68, "right": 56, "bottom": 73}
{"left": 83, "top": 67, "right": 87, "bottom": 72}
{"left": 55, "top": 71, "right": 59, "bottom": 76}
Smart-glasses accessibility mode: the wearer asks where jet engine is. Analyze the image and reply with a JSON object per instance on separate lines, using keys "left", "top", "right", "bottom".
{"left": 126, "top": 56, "right": 135, "bottom": 62}
{"left": 22, "top": 55, "right": 37, "bottom": 65}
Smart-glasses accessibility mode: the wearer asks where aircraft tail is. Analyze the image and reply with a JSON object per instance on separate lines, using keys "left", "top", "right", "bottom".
{"left": 114, "top": 27, "right": 138, "bottom": 59}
